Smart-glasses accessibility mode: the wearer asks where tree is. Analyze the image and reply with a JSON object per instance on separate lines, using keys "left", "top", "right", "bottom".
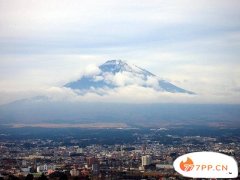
{"left": 38, "top": 173, "right": 48, "bottom": 180}
{"left": 25, "top": 174, "right": 33, "bottom": 180}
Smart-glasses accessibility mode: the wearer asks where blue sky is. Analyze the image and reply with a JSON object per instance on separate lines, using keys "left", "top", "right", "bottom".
{"left": 0, "top": 0, "right": 239, "bottom": 104}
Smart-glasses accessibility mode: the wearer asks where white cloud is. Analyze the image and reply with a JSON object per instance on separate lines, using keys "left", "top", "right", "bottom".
{"left": 0, "top": 0, "right": 239, "bottom": 104}
{"left": 84, "top": 64, "right": 101, "bottom": 76}
{"left": 0, "top": 83, "right": 239, "bottom": 106}
{"left": 93, "top": 75, "right": 104, "bottom": 82}
{"left": 146, "top": 76, "right": 160, "bottom": 89}
{"left": 103, "top": 72, "right": 145, "bottom": 87}
{"left": 44, "top": 85, "right": 240, "bottom": 104}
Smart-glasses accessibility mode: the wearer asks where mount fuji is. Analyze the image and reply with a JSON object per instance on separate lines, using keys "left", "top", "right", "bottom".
{"left": 1, "top": 60, "right": 240, "bottom": 128}
{"left": 65, "top": 60, "right": 194, "bottom": 94}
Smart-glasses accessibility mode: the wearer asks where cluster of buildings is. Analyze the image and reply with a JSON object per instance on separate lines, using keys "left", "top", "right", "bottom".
{"left": 0, "top": 129, "right": 239, "bottom": 179}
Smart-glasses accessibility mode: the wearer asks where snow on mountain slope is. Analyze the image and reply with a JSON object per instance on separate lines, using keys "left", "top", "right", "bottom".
{"left": 65, "top": 60, "right": 195, "bottom": 94}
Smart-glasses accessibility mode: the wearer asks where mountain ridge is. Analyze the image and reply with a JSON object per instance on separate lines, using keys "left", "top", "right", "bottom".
{"left": 65, "top": 60, "right": 195, "bottom": 94}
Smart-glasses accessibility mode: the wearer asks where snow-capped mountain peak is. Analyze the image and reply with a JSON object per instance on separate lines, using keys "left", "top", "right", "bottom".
{"left": 99, "top": 60, "right": 131, "bottom": 73}
{"left": 100, "top": 60, "right": 155, "bottom": 77}
{"left": 64, "top": 60, "right": 195, "bottom": 94}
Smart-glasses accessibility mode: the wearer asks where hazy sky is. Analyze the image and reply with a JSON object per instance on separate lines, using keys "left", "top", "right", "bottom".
{"left": 0, "top": 0, "right": 240, "bottom": 104}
